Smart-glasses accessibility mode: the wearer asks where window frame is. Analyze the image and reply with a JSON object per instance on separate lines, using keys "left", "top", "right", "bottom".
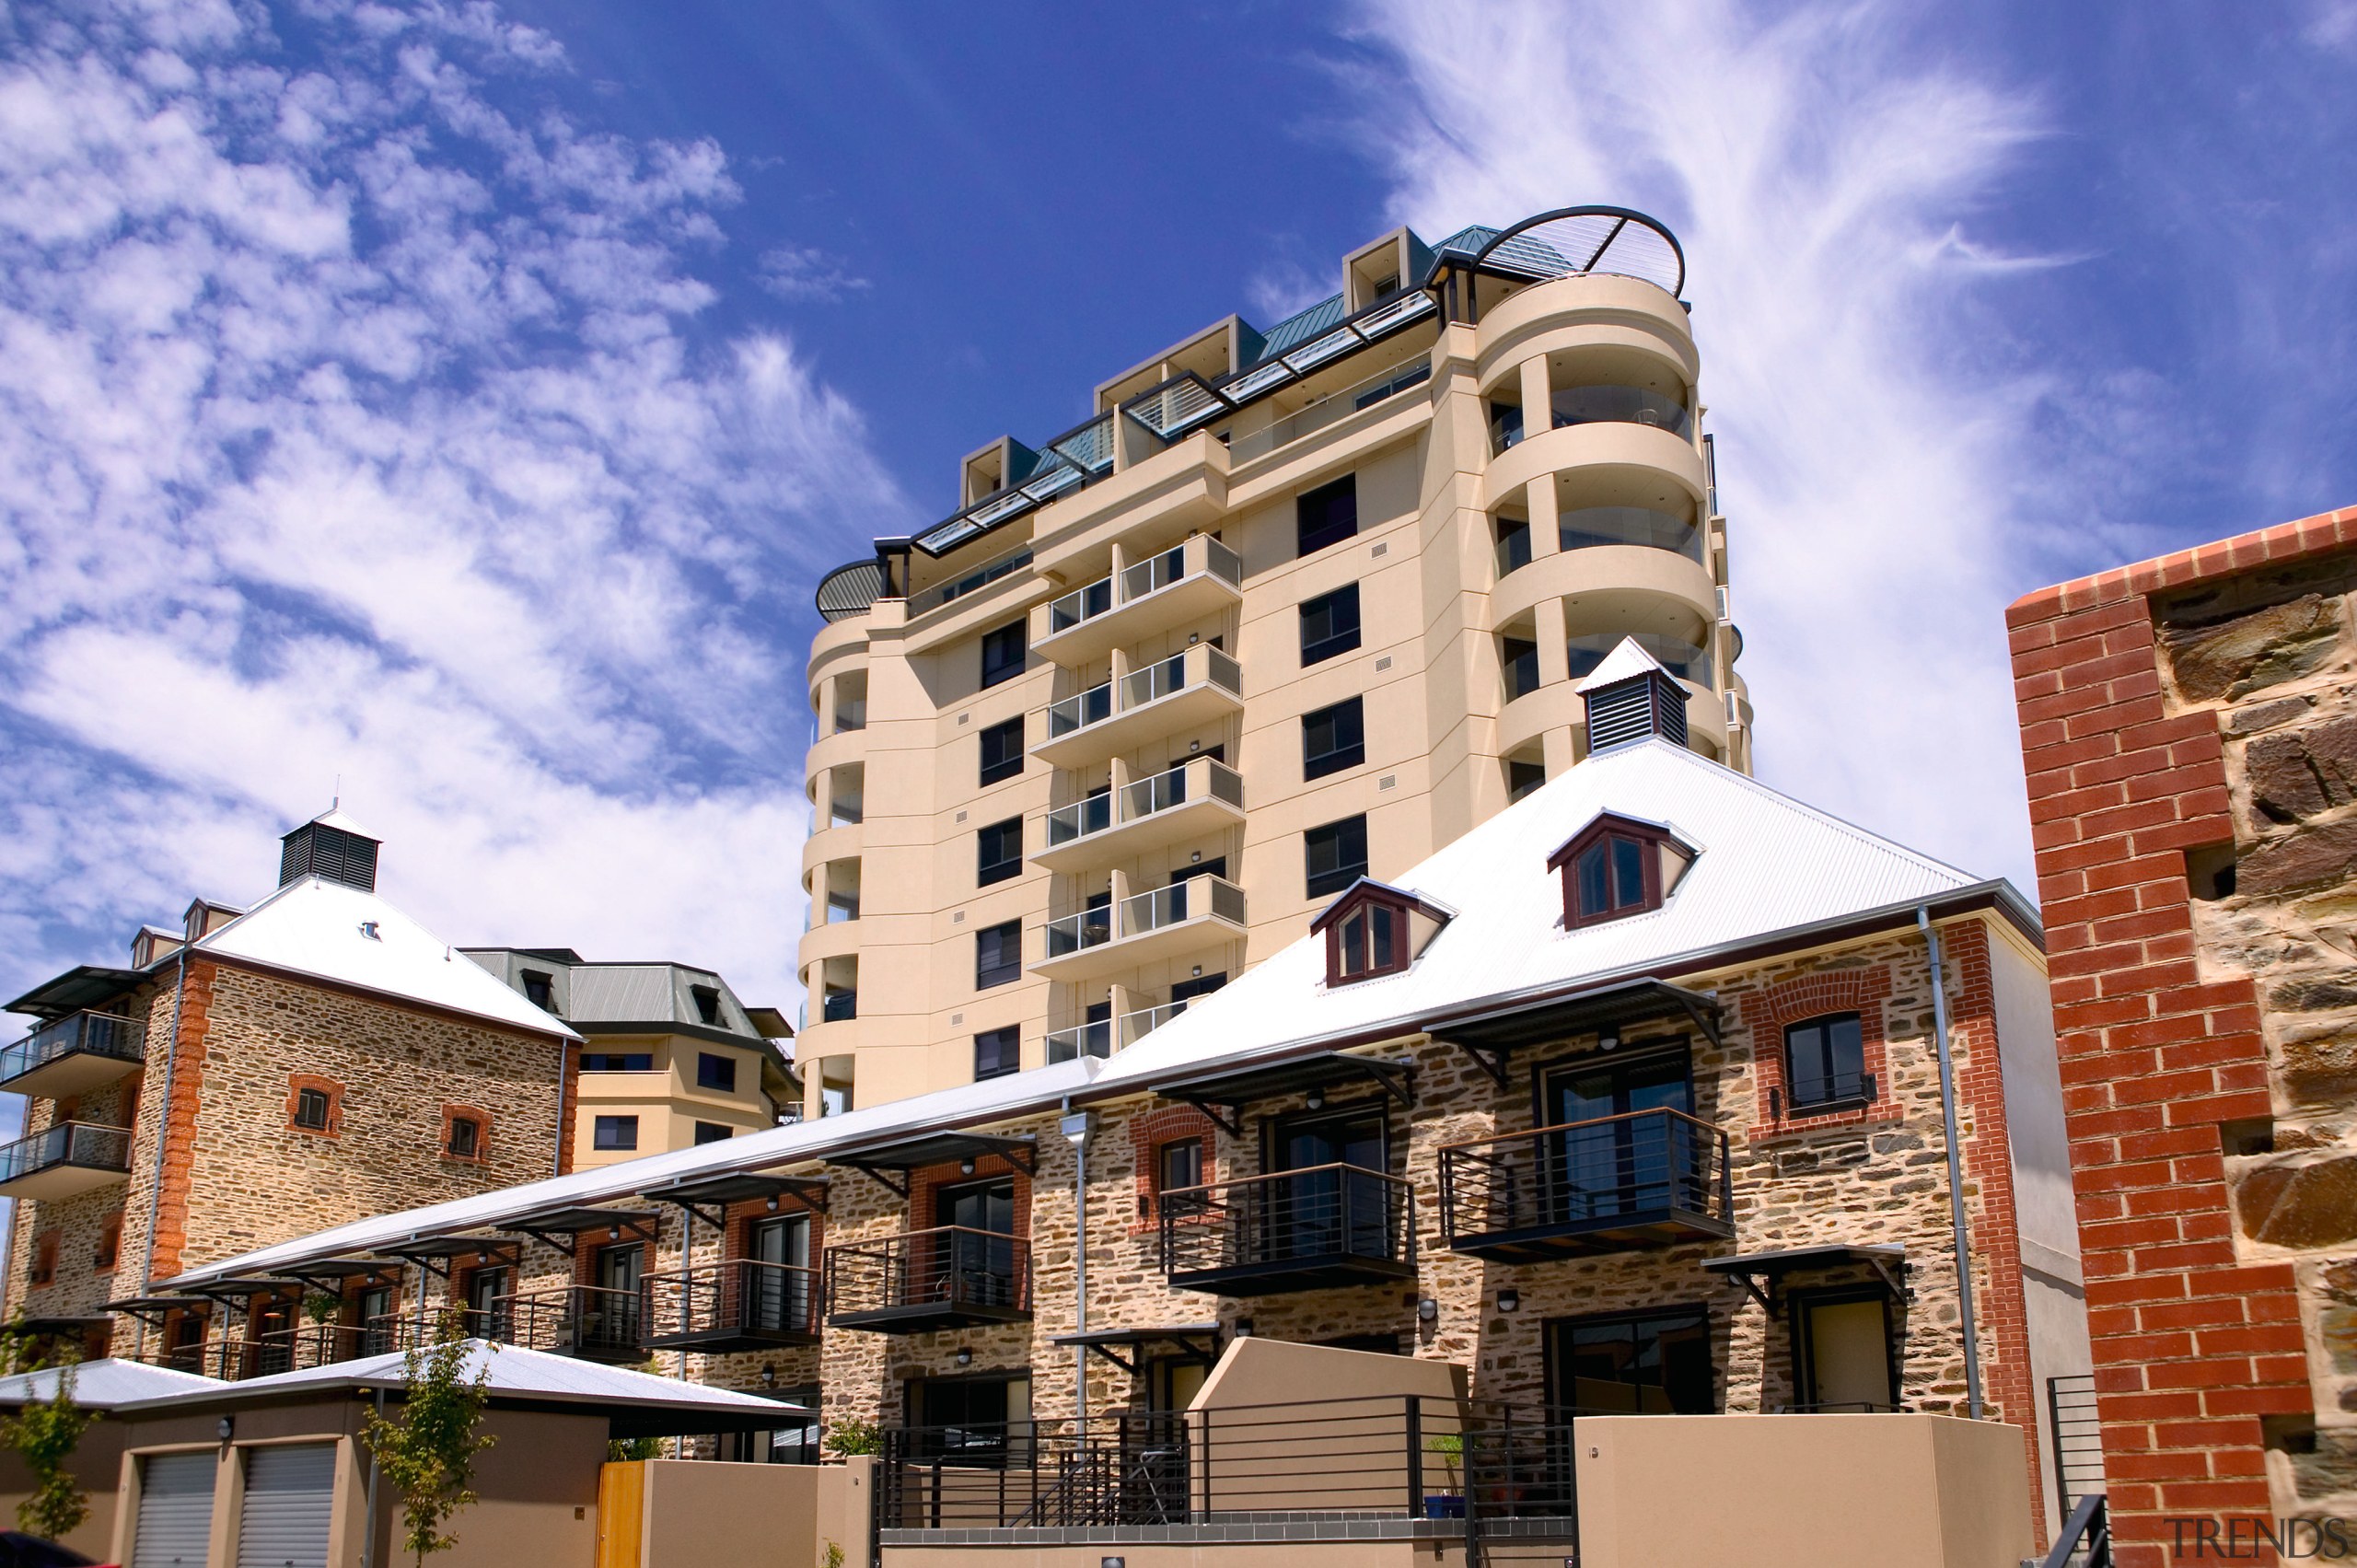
{"left": 1158, "top": 1137, "right": 1203, "bottom": 1200}
{"left": 1782, "top": 1013, "right": 1874, "bottom": 1112}
{"left": 976, "top": 816, "right": 1024, "bottom": 888}
{"left": 592, "top": 1114, "right": 640, "bottom": 1152}
{"left": 974, "top": 919, "right": 1023, "bottom": 991}
{"left": 581, "top": 1051, "right": 655, "bottom": 1073}
{"left": 288, "top": 1081, "right": 340, "bottom": 1135}
{"left": 521, "top": 970, "right": 555, "bottom": 1011}
{"left": 1298, "top": 583, "right": 1363, "bottom": 666}
{"left": 973, "top": 1026, "right": 1021, "bottom": 1082}
{"left": 1313, "top": 881, "right": 1438, "bottom": 987}
{"left": 692, "top": 1121, "right": 733, "bottom": 1145}
{"left": 1296, "top": 473, "right": 1359, "bottom": 557}
{"left": 978, "top": 715, "right": 1026, "bottom": 785}
{"left": 979, "top": 620, "right": 1028, "bottom": 690}
{"left": 1548, "top": 813, "right": 1688, "bottom": 929}
{"left": 1788, "top": 1283, "right": 1900, "bottom": 1413}
{"left": 1301, "top": 695, "right": 1367, "bottom": 781}
{"left": 1303, "top": 813, "right": 1370, "bottom": 900}
{"left": 442, "top": 1107, "right": 487, "bottom": 1163}
{"left": 696, "top": 1051, "right": 738, "bottom": 1093}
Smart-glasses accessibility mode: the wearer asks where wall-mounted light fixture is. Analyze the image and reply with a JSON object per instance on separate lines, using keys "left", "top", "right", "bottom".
{"left": 1190, "top": 965, "right": 1202, "bottom": 978}
{"left": 959, "top": 1156, "right": 977, "bottom": 1177}
{"left": 1190, "top": 850, "right": 1202, "bottom": 864}
{"left": 608, "top": 1225, "right": 621, "bottom": 1241}
{"left": 1418, "top": 1297, "right": 1440, "bottom": 1323}
{"left": 1305, "top": 1088, "right": 1325, "bottom": 1112}
{"left": 1233, "top": 1318, "right": 1254, "bottom": 1337}
{"left": 956, "top": 1346, "right": 972, "bottom": 1368}
{"left": 1598, "top": 1025, "right": 1621, "bottom": 1052}
{"left": 1496, "top": 1288, "right": 1520, "bottom": 1313}
{"left": 766, "top": 1195, "right": 780, "bottom": 1214}
{"left": 760, "top": 1365, "right": 778, "bottom": 1389}
{"left": 217, "top": 1415, "right": 235, "bottom": 1442}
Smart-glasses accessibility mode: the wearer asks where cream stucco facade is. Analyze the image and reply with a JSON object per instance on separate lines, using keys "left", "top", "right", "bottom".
{"left": 799, "top": 212, "right": 1753, "bottom": 1115}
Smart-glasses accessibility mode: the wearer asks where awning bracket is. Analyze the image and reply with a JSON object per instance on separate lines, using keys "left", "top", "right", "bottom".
{"left": 841, "top": 1162, "right": 911, "bottom": 1201}
{"left": 1445, "top": 1039, "right": 1512, "bottom": 1091}
{"left": 1170, "top": 1096, "right": 1245, "bottom": 1140}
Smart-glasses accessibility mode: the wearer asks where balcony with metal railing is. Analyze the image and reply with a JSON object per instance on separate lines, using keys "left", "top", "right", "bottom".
{"left": 1043, "top": 999, "right": 1192, "bottom": 1064}
{"left": 0, "top": 1121, "right": 132, "bottom": 1201}
{"left": 491, "top": 1284, "right": 647, "bottom": 1363}
{"left": 1035, "top": 757, "right": 1245, "bottom": 875}
{"left": 0, "top": 1011, "right": 146, "bottom": 1098}
{"left": 1038, "top": 535, "right": 1243, "bottom": 667}
{"left": 1437, "top": 1109, "right": 1734, "bottom": 1260}
{"left": 1159, "top": 1164, "right": 1417, "bottom": 1295}
{"left": 644, "top": 1258, "right": 821, "bottom": 1352}
{"left": 1033, "top": 645, "right": 1243, "bottom": 771}
{"left": 1036, "top": 876, "right": 1245, "bottom": 984}
{"left": 824, "top": 1227, "right": 1031, "bottom": 1334}
{"left": 1227, "top": 355, "right": 1433, "bottom": 463}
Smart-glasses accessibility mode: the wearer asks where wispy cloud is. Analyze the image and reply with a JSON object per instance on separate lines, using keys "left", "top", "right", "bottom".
{"left": 757, "top": 244, "right": 871, "bottom": 304}
{"left": 1345, "top": 0, "right": 2072, "bottom": 886}
{"left": 0, "top": 0, "right": 913, "bottom": 1008}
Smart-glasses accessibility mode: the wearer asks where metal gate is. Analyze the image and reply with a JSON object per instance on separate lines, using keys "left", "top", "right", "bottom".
{"left": 235, "top": 1444, "right": 336, "bottom": 1568}
{"left": 131, "top": 1451, "right": 217, "bottom": 1568}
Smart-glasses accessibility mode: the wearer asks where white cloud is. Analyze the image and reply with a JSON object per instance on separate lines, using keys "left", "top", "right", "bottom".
{"left": 756, "top": 244, "right": 871, "bottom": 305}
{"left": 1347, "top": 0, "right": 2066, "bottom": 888}
{"left": 0, "top": 0, "right": 913, "bottom": 1013}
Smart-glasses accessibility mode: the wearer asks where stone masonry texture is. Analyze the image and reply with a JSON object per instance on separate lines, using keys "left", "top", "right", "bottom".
{"left": 2008, "top": 504, "right": 2357, "bottom": 1566}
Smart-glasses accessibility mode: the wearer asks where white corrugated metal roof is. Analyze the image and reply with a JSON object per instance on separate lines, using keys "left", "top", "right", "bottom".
{"left": 0, "top": 1358, "right": 225, "bottom": 1408}
{"left": 107, "top": 1341, "right": 800, "bottom": 1414}
{"left": 1093, "top": 736, "right": 2010, "bottom": 1091}
{"left": 1573, "top": 635, "right": 1671, "bottom": 692}
{"left": 192, "top": 877, "right": 579, "bottom": 1042}
{"left": 305, "top": 806, "right": 377, "bottom": 839}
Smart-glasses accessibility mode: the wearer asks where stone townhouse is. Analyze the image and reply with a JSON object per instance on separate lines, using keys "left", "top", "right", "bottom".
{"left": 2008, "top": 503, "right": 2357, "bottom": 1563}
{"left": 149, "top": 648, "right": 2092, "bottom": 1554}
{"left": 0, "top": 809, "right": 581, "bottom": 1370}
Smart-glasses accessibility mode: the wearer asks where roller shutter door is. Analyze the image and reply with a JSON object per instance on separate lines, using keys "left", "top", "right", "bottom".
{"left": 131, "top": 1451, "right": 216, "bottom": 1568}
{"left": 236, "top": 1443, "right": 336, "bottom": 1568}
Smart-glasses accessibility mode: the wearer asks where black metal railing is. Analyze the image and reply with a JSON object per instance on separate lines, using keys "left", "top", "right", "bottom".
{"left": 494, "top": 1284, "right": 645, "bottom": 1361}
{"left": 1438, "top": 1109, "right": 1732, "bottom": 1256}
{"left": 0, "top": 1121, "right": 133, "bottom": 1186}
{"left": 825, "top": 1228, "right": 1030, "bottom": 1325}
{"left": 2048, "top": 1374, "right": 2106, "bottom": 1526}
{"left": 0, "top": 1011, "right": 145, "bottom": 1086}
{"left": 247, "top": 1320, "right": 398, "bottom": 1376}
{"left": 2040, "top": 1493, "right": 2111, "bottom": 1568}
{"left": 1159, "top": 1164, "right": 1415, "bottom": 1286}
{"left": 645, "top": 1259, "right": 821, "bottom": 1344}
{"left": 1773, "top": 1071, "right": 1877, "bottom": 1119}
{"left": 875, "top": 1394, "right": 1579, "bottom": 1549}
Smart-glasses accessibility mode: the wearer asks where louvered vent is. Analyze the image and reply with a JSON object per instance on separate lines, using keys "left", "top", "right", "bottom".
{"left": 1583, "top": 670, "right": 1688, "bottom": 752}
{"left": 280, "top": 820, "right": 380, "bottom": 892}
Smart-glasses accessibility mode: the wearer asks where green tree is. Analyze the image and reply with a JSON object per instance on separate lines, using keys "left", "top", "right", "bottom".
{"left": 0, "top": 1321, "right": 93, "bottom": 1540}
{"left": 360, "top": 1314, "right": 497, "bottom": 1565}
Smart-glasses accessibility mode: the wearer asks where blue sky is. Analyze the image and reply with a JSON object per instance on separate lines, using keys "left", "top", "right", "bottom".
{"left": 0, "top": 0, "right": 2351, "bottom": 1022}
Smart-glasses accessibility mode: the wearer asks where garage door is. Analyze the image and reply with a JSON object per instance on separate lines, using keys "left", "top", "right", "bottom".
{"left": 131, "top": 1451, "right": 216, "bottom": 1568}
{"left": 236, "top": 1444, "right": 337, "bottom": 1568}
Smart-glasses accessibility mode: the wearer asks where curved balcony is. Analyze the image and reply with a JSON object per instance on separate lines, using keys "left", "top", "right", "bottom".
{"left": 825, "top": 1227, "right": 1030, "bottom": 1334}
{"left": 0, "top": 1121, "right": 131, "bottom": 1201}
{"left": 1492, "top": 385, "right": 1691, "bottom": 456}
{"left": 1038, "top": 535, "right": 1242, "bottom": 668}
{"left": 795, "top": 918, "right": 864, "bottom": 975}
{"left": 1492, "top": 540, "right": 1716, "bottom": 633}
{"left": 1159, "top": 1165, "right": 1417, "bottom": 1295}
{"left": 1034, "top": 757, "right": 1245, "bottom": 875}
{"left": 1568, "top": 630, "right": 1713, "bottom": 691}
{"left": 1438, "top": 1109, "right": 1733, "bottom": 1260}
{"left": 0, "top": 1011, "right": 145, "bottom": 1098}
{"left": 1480, "top": 419, "right": 1704, "bottom": 516}
{"left": 804, "top": 726, "right": 868, "bottom": 782}
{"left": 1032, "top": 645, "right": 1243, "bottom": 771}
{"left": 644, "top": 1259, "right": 821, "bottom": 1352}
{"left": 1035, "top": 876, "right": 1245, "bottom": 984}
{"left": 791, "top": 1013, "right": 865, "bottom": 1069}
{"left": 800, "top": 820, "right": 863, "bottom": 881}
{"left": 1473, "top": 270, "right": 1698, "bottom": 387}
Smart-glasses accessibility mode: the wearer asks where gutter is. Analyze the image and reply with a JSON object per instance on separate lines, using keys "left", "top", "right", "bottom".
{"left": 1918, "top": 904, "right": 1985, "bottom": 1420}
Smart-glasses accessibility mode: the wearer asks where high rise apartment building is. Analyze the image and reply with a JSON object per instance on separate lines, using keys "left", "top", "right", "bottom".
{"left": 799, "top": 207, "right": 1752, "bottom": 1116}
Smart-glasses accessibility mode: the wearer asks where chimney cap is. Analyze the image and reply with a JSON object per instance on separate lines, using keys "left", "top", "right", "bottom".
{"left": 294, "top": 806, "right": 378, "bottom": 842}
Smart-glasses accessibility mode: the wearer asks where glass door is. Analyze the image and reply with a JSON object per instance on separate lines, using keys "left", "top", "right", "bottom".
{"left": 354, "top": 1284, "right": 393, "bottom": 1357}
{"left": 591, "top": 1243, "right": 644, "bottom": 1353}
{"left": 747, "top": 1214, "right": 809, "bottom": 1332}
{"left": 466, "top": 1265, "right": 512, "bottom": 1342}
{"left": 935, "top": 1179, "right": 1016, "bottom": 1307}
{"left": 1270, "top": 1108, "right": 1387, "bottom": 1262}
{"left": 1543, "top": 1049, "right": 1694, "bottom": 1223}
{"left": 251, "top": 1299, "right": 295, "bottom": 1376}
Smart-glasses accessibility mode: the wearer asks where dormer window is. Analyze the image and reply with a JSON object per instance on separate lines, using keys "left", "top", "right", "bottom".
{"left": 1550, "top": 813, "right": 1698, "bottom": 929}
{"left": 1312, "top": 878, "right": 1452, "bottom": 987}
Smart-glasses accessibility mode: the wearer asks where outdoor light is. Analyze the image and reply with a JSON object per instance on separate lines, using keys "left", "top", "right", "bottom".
{"left": 608, "top": 1225, "right": 621, "bottom": 1241}
{"left": 1598, "top": 1025, "right": 1621, "bottom": 1052}
{"left": 1188, "top": 632, "right": 1200, "bottom": 645}
{"left": 217, "top": 1416, "right": 234, "bottom": 1442}
{"left": 760, "top": 1365, "right": 777, "bottom": 1390}
{"left": 1233, "top": 1318, "right": 1254, "bottom": 1337}
{"left": 476, "top": 1251, "right": 488, "bottom": 1265}
{"left": 1306, "top": 1089, "right": 1325, "bottom": 1112}
{"left": 956, "top": 1347, "right": 972, "bottom": 1367}
{"left": 765, "top": 1195, "right": 780, "bottom": 1214}
{"left": 1190, "top": 850, "right": 1202, "bottom": 864}
{"left": 1189, "top": 739, "right": 1201, "bottom": 753}
{"left": 1190, "top": 965, "right": 1202, "bottom": 978}
{"left": 1496, "top": 1288, "right": 1520, "bottom": 1314}
{"left": 1418, "top": 1298, "right": 1440, "bottom": 1322}
{"left": 959, "top": 1157, "right": 977, "bottom": 1176}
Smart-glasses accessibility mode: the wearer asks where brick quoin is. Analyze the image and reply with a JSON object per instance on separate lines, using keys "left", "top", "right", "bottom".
{"left": 146, "top": 958, "right": 215, "bottom": 1284}
{"left": 1736, "top": 965, "right": 1902, "bottom": 1136}
{"left": 2008, "top": 505, "right": 2357, "bottom": 1567}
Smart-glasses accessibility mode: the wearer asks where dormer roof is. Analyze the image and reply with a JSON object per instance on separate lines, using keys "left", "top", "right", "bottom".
{"left": 1306, "top": 877, "right": 1457, "bottom": 935}
{"left": 1573, "top": 635, "right": 1673, "bottom": 693}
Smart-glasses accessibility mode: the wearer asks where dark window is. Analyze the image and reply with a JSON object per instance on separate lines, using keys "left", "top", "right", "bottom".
{"left": 1169, "top": 971, "right": 1227, "bottom": 1005}
{"left": 1298, "top": 584, "right": 1362, "bottom": 666}
{"left": 1296, "top": 474, "right": 1358, "bottom": 556}
{"left": 979, "top": 716, "right": 1025, "bottom": 785}
{"left": 1330, "top": 900, "right": 1405, "bottom": 982}
{"left": 1305, "top": 815, "right": 1369, "bottom": 899}
{"left": 977, "top": 817, "right": 1023, "bottom": 887}
{"left": 697, "top": 1052, "right": 737, "bottom": 1093}
{"left": 446, "top": 1116, "right": 482, "bottom": 1160}
{"left": 93, "top": 1214, "right": 121, "bottom": 1272}
{"left": 1495, "top": 514, "right": 1532, "bottom": 575}
{"left": 1508, "top": 759, "right": 1546, "bottom": 802}
{"left": 974, "top": 1026, "right": 1021, "bottom": 1082}
{"left": 980, "top": 621, "right": 1028, "bottom": 689}
{"left": 1784, "top": 1014, "right": 1870, "bottom": 1109}
{"left": 1158, "top": 1137, "right": 1202, "bottom": 1196}
{"left": 1303, "top": 697, "right": 1366, "bottom": 780}
{"left": 293, "top": 1087, "right": 332, "bottom": 1132}
{"left": 975, "top": 920, "right": 1022, "bottom": 990}
{"left": 581, "top": 1052, "right": 654, "bottom": 1072}
{"left": 691, "top": 985, "right": 722, "bottom": 1026}
{"left": 1503, "top": 636, "right": 1540, "bottom": 701}
{"left": 594, "top": 1115, "right": 639, "bottom": 1151}
{"left": 693, "top": 1121, "right": 733, "bottom": 1145}
{"left": 29, "top": 1234, "right": 55, "bottom": 1287}
{"left": 1548, "top": 1308, "right": 1715, "bottom": 1415}
{"left": 1573, "top": 834, "right": 1652, "bottom": 923}
{"left": 521, "top": 970, "right": 555, "bottom": 1011}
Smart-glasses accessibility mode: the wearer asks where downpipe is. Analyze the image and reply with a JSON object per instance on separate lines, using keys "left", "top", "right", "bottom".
{"left": 1918, "top": 904, "right": 1985, "bottom": 1420}
{"left": 1062, "top": 1105, "right": 1096, "bottom": 1441}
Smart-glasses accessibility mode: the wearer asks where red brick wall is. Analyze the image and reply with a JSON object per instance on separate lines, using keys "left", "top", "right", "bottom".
{"left": 1736, "top": 963, "right": 1900, "bottom": 1134}
{"left": 147, "top": 958, "right": 215, "bottom": 1283}
{"left": 2008, "top": 506, "right": 2357, "bottom": 1563}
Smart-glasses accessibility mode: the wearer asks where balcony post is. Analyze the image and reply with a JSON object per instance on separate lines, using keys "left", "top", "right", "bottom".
{"left": 1107, "top": 539, "right": 1130, "bottom": 606}
{"left": 1405, "top": 1395, "right": 1423, "bottom": 1515}
{"left": 1517, "top": 356, "right": 1552, "bottom": 440}
{"left": 1524, "top": 471, "right": 1562, "bottom": 563}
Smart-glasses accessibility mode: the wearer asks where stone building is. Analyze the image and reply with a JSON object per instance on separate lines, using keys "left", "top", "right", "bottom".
{"left": 2007, "top": 504, "right": 2357, "bottom": 1562}
{"left": 0, "top": 809, "right": 580, "bottom": 1368}
{"left": 152, "top": 653, "right": 2087, "bottom": 1550}
{"left": 797, "top": 204, "right": 1757, "bottom": 1120}
{"left": 460, "top": 947, "right": 798, "bottom": 1168}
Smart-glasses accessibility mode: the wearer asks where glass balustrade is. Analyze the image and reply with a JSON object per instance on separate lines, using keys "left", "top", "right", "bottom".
{"left": 1559, "top": 505, "right": 1705, "bottom": 565}
{"left": 1043, "top": 646, "right": 1242, "bottom": 740}
{"left": 1567, "top": 631, "right": 1714, "bottom": 690}
{"left": 1490, "top": 384, "right": 1694, "bottom": 455}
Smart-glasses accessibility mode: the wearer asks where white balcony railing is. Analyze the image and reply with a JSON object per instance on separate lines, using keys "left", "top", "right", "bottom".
{"left": 1046, "top": 537, "right": 1243, "bottom": 639}
{"left": 1044, "top": 999, "right": 1197, "bottom": 1063}
{"left": 1041, "top": 876, "right": 1245, "bottom": 964}
{"left": 1043, "top": 758, "right": 1244, "bottom": 852}
{"left": 1041, "top": 645, "right": 1243, "bottom": 744}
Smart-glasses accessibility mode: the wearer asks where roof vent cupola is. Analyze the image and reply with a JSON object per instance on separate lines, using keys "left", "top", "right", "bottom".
{"left": 280, "top": 807, "right": 381, "bottom": 893}
{"left": 1575, "top": 637, "right": 1689, "bottom": 754}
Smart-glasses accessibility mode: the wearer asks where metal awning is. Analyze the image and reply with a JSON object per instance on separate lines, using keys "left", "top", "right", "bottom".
{"left": 828, "top": 1132, "right": 1035, "bottom": 1198}
{"left": 639, "top": 1170, "right": 830, "bottom": 1230}
{"left": 1427, "top": 979, "right": 1723, "bottom": 1087}
{"left": 1151, "top": 1052, "right": 1415, "bottom": 1137}
{"left": 5, "top": 966, "right": 149, "bottom": 1020}
{"left": 497, "top": 1206, "right": 659, "bottom": 1258}
{"left": 375, "top": 1232, "right": 518, "bottom": 1280}
{"left": 276, "top": 1256, "right": 400, "bottom": 1288}
{"left": 105, "top": 1295, "right": 209, "bottom": 1326}
{"left": 1701, "top": 1244, "right": 1907, "bottom": 1314}
{"left": 183, "top": 1277, "right": 296, "bottom": 1307}
{"left": 1049, "top": 1322, "right": 1222, "bottom": 1374}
